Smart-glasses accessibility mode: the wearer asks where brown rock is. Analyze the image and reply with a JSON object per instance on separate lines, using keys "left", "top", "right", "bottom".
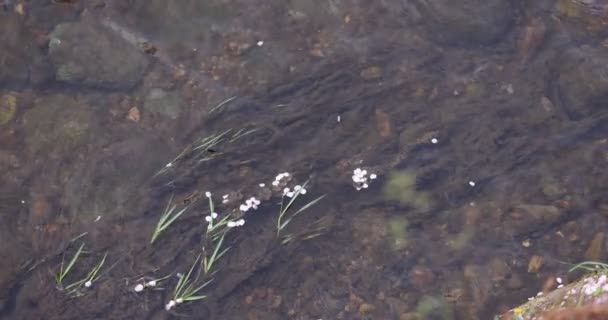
{"left": 517, "top": 17, "right": 547, "bottom": 65}
{"left": 585, "top": 232, "right": 605, "bottom": 261}
{"left": 528, "top": 255, "right": 544, "bottom": 273}
{"left": 271, "top": 294, "right": 282, "bottom": 309}
{"left": 359, "top": 303, "right": 376, "bottom": 314}
{"left": 540, "top": 96, "right": 555, "bottom": 112}
{"left": 126, "top": 106, "right": 140, "bottom": 122}
{"left": 309, "top": 47, "right": 325, "bottom": 58}
{"left": 360, "top": 66, "right": 382, "bottom": 80}
{"left": 506, "top": 204, "right": 564, "bottom": 236}
{"left": 400, "top": 312, "right": 420, "bottom": 320}
{"left": 350, "top": 293, "right": 364, "bottom": 305}
{"left": 409, "top": 265, "right": 435, "bottom": 288}
{"left": 29, "top": 194, "right": 51, "bottom": 225}
{"left": 375, "top": 108, "right": 392, "bottom": 137}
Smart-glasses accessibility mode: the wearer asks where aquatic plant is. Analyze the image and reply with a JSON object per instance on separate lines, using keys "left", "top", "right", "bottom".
{"left": 192, "top": 129, "right": 232, "bottom": 162}
{"left": 156, "top": 172, "right": 325, "bottom": 311}
{"left": 165, "top": 255, "right": 213, "bottom": 311}
{"left": 201, "top": 192, "right": 238, "bottom": 275}
{"left": 154, "top": 127, "right": 261, "bottom": 179}
{"left": 276, "top": 180, "right": 326, "bottom": 237}
{"left": 53, "top": 242, "right": 85, "bottom": 290}
{"left": 570, "top": 261, "right": 608, "bottom": 273}
{"left": 208, "top": 95, "right": 237, "bottom": 114}
{"left": 204, "top": 192, "right": 243, "bottom": 237}
{"left": 150, "top": 195, "right": 189, "bottom": 244}
{"left": 202, "top": 232, "right": 230, "bottom": 275}
{"left": 65, "top": 252, "right": 108, "bottom": 295}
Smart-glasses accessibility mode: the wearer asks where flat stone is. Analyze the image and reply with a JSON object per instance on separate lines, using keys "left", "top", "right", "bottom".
{"left": 49, "top": 21, "right": 150, "bottom": 90}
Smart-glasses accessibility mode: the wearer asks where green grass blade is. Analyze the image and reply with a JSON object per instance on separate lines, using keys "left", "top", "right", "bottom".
{"left": 279, "top": 193, "right": 326, "bottom": 232}
{"left": 175, "top": 255, "right": 201, "bottom": 298}
{"left": 183, "top": 295, "right": 207, "bottom": 301}
{"left": 59, "top": 243, "right": 85, "bottom": 284}
{"left": 209, "top": 96, "right": 237, "bottom": 114}
{"left": 87, "top": 252, "right": 108, "bottom": 282}
{"left": 292, "top": 194, "right": 326, "bottom": 216}
{"left": 204, "top": 234, "right": 225, "bottom": 273}
{"left": 569, "top": 261, "right": 608, "bottom": 272}
{"left": 151, "top": 196, "right": 189, "bottom": 244}
{"left": 159, "top": 207, "right": 188, "bottom": 232}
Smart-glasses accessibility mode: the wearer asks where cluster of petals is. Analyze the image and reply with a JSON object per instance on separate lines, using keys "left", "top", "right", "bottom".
{"left": 227, "top": 219, "right": 245, "bottom": 228}
{"left": 271, "top": 172, "right": 290, "bottom": 186}
{"left": 240, "top": 197, "right": 261, "bottom": 212}
{"left": 352, "top": 168, "right": 377, "bottom": 191}
{"left": 165, "top": 298, "right": 184, "bottom": 311}
{"left": 282, "top": 185, "right": 307, "bottom": 198}
{"left": 134, "top": 279, "right": 159, "bottom": 293}
{"left": 205, "top": 212, "right": 218, "bottom": 222}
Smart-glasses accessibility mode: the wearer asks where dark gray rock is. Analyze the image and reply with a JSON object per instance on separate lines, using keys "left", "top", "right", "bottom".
{"left": 48, "top": 21, "right": 150, "bottom": 90}
{"left": 61, "top": 135, "right": 171, "bottom": 222}
{"left": 0, "top": 13, "right": 50, "bottom": 88}
{"left": 413, "top": 0, "right": 515, "bottom": 45}
{"left": 557, "top": 45, "right": 608, "bottom": 119}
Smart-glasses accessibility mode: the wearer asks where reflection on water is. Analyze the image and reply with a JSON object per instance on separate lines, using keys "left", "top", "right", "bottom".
{"left": 1, "top": 1, "right": 608, "bottom": 319}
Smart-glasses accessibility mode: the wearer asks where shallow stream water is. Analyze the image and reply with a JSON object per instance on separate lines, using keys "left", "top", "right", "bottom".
{"left": 2, "top": 1, "right": 608, "bottom": 319}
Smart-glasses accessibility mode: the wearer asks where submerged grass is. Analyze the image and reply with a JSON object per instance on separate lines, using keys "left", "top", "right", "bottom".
{"left": 166, "top": 255, "right": 213, "bottom": 311}
{"left": 202, "top": 233, "right": 230, "bottom": 275}
{"left": 65, "top": 252, "right": 108, "bottom": 295}
{"left": 208, "top": 96, "right": 237, "bottom": 114}
{"left": 54, "top": 242, "right": 85, "bottom": 290}
{"left": 150, "top": 195, "right": 188, "bottom": 244}
{"left": 569, "top": 261, "right": 608, "bottom": 273}
{"left": 154, "top": 125, "right": 262, "bottom": 179}
{"left": 277, "top": 181, "right": 326, "bottom": 236}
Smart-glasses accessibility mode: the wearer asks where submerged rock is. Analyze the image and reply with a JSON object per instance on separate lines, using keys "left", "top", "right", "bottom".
{"left": 0, "top": 13, "right": 50, "bottom": 88}
{"left": 61, "top": 134, "right": 172, "bottom": 222}
{"left": 413, "top": 0, "right": 515, "bottom": 45}
{"left": 22, "top": 95, "right": 97, "bottom": 156}
{"left": 48, "top": 21, "right": 150, "bottom": 90}
{"left": 143, "top": 88, "right": 184, "bottom": 120}
{"left": 553, "top": 0, "right": 608, "bottom": 36}
{"left": 503, "top": 270, "right": 608, "bottom": 319}
{"left": 556, "top": 45, "right": 608, "bottom": 119}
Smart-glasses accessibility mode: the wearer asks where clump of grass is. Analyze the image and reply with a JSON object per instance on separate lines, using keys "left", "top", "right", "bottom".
{"left": 150, "top": 195, "right": 188, "bottom": 244}
{"left": 54, "top": 242, "right": 85, "bottom": 290}
{"left": 165, "top": 255, "right": 213, "bottom": 311}
{"left": 570, "top": 261, "right": 608, "bottom": 273}
{"left": 276, "top": 181, "right": 326, "bottom": 237}
{"left": 201, "top": 193, "right": 233, "bottom": 275}
{"left": 202, "top": 233, "right": 230, "bottom": 275}
{"left": 192, "top": 129, "right": 233, "bottom": 163}
{"left": 154, "top": 125, "right": 259, "bottom": 179}
{"left": 65, "top": 252, "right": 108, "bottom": 296}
